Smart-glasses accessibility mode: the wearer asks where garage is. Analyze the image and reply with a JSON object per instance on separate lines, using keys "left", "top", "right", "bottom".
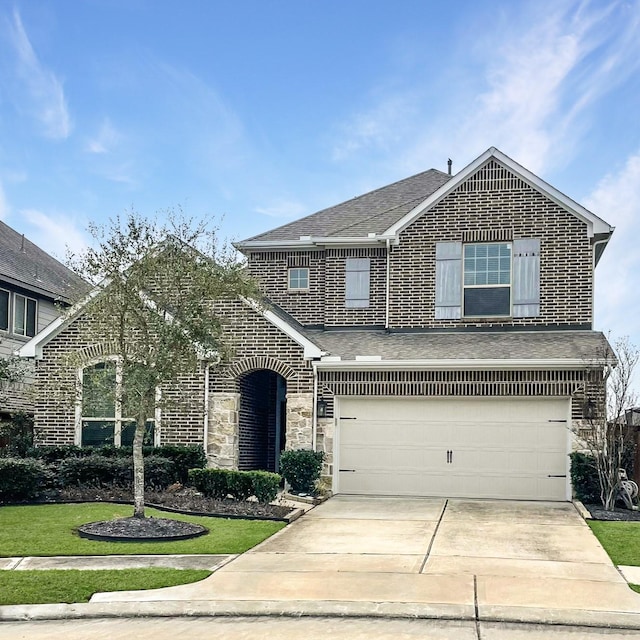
{"left": 336, "top": 396, "right": 570, "bottom": 501}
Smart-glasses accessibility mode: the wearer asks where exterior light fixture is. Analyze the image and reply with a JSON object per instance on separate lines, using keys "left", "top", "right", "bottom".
{"left": 583, "top": 398, "right": 596, "bottom": 421}
{"left": 317, "top": 399, "right": 327, "bottom": 419}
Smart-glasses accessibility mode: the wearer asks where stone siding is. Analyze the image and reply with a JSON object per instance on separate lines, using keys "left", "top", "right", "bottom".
{"left": 285, "top": 392, "right": 314, "bottom": 450}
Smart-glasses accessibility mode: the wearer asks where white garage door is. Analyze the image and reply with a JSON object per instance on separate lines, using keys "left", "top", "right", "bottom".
{"left": 337, "top": 397, "right": 570, "bottom": 501}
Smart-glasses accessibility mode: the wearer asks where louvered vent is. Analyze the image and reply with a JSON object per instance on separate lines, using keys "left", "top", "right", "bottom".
{"left": 457, "top": 160, "right": 528, "bottom": 192}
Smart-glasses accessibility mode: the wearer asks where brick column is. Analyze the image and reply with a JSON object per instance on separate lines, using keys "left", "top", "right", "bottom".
{"left": 207, "top": 392, "right": 240, "bottom": 469}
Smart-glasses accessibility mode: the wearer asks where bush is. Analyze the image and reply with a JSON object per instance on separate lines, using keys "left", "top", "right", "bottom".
{"left": 279, "top": 449, "right": 325, "bottom": 494}
{"left": 57, "top": 455, "right": 131, "bottom": 488}
{"left": 25, "top": 445, "right": 89, "bottom": 463}
{"left": 148, "top": 445, "right": 206, "bottom": 484}
{"left": 188, "top": 468, "right": 229, "bottom": 499}
{"left": 249, "top": 470, "right": 281, "bottom": 503}
{"left": 0, "top": 458, "right": 51, "bottom": 501}
{"left": 143, "top": 455, "right": 176, "bottom": 490}
{"left": 570, "top": 451, "right": 601, "bottom": 504}
{"left": 188, "top": 468, "right": 281, "bottom": 503}
{"left": 0, "top": 413, "right": 34, "bottom": 458}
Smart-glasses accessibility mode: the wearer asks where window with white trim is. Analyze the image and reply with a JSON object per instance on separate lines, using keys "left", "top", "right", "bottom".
{"left": 80, "top": 360, "right": 156, "bottom": 447}
{"left": 0, "top": 289, "right": 9, "bottom": 332}
{"left": 463, "top": 243, "right": 511, "bottom": 317}
{"left": 13, "top": 294, "right": 37, "bottom": 337}
{"left": 288, "top": 267, "right": 309, "bottom": 290}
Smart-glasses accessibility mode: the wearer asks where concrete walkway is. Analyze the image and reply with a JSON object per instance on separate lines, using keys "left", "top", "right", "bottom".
{"left": 4, "top": 496, "right": 640, "bottom": 630}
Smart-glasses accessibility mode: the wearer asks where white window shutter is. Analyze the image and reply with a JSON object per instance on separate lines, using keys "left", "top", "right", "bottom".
{"left": 435, "top": 242, "right": 462, "bottom": 319}
{"left": 345, "top": 258, "right": 370, "bottom": 308}
{"left": 513, "top": 238, "right": 540, "bottom": 317}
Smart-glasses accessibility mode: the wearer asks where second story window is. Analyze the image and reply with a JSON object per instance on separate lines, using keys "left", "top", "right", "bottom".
{"left": 288, "top": 267, "right": 309, "bottom": 290}
{"left": 0, "top": 289, "right": 9, "bottom": 331}
{"left": 345, "top": 257, "right": 370, "bottom": 308}
{"left": 13, "top": 294, "right": 37, "bottom": 337}
{"left": 463, "top": 243, "right": 511, "bottom": 317}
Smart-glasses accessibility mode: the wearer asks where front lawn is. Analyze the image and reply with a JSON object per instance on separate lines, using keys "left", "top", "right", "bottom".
{"left": 588, "top": 520, "right": 640, "bottom": 567}
{"left": 0, "top": 568, "right": 211, "bottom": 605}
{"left": 0, "top": 503, "right": 285, "bottom": 556}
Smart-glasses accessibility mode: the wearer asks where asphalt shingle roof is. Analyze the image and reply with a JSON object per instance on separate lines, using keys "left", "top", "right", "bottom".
{"left": 304, "top": 329, "right": 611, "bottom": 362}
{"left": 242, "top": 169, "right": 451, "bottom": 242}
{"left": 0, "top": 221, "right": 88, "bottom": 303}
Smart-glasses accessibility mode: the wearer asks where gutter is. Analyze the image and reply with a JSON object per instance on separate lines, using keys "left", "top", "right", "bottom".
{"left": 314, "top": 358, "right": 609, "bottom": 371}
{"left": 385, "top": 237, "right": 391, "bottom": 330}
{"left": 203, "top": 361, "right": 211, "bottom": 455}
{"left": 236, "top": 234, "right": 396, "bottom": 253}
{"left": 312, "top": 362, "right": 318, "bottom": 452}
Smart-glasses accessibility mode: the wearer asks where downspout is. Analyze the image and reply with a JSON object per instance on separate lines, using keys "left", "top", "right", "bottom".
{"left": 202, "top": 360, "right": 211, "bottom": 459}
{"left": 385, "top": 237, "right": 391, "bottom": 330}
{"left": 312, "top": 361, "right": 318, "bottom": 452}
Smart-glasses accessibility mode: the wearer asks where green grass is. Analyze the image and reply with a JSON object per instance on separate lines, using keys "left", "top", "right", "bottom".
{"left": 0, "top": 568, "right": 211, "bottom": 605}
{"left": 0, "top": 503, "right": 285, "bottom": 556}
{"left": 588, "top": 520, "right": 640, "bottom": 566}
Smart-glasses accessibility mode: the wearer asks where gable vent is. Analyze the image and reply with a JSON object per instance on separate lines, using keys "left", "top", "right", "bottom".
{"left": 462, "top": 228, "right": 513, "bottom": 243}
{"left": 457, "top": 160, "right": 528, "bottom": 193}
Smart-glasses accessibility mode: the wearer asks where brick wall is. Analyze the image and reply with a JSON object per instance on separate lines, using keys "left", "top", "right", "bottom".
{"left": 388, "top": 160, "right": 593, "bottom": 329}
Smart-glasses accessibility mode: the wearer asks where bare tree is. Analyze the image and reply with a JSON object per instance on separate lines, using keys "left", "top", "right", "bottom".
{"left": 67, "top": 211, "right": 258, "bottom": 518}
{"left": 577, "top": 336, "right": 639, "bottom": 510}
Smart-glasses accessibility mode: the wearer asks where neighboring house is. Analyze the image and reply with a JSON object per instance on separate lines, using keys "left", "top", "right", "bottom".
{"left": 20, "top": 147, "right": 615, "bottom": 501}
{"left": 0, "top": 221, "right": 87, "bottom": 417}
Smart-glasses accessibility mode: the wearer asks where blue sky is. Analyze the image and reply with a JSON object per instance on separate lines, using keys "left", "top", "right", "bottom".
{"left": 0, "top": 0, "right": 639, "bottom": 373}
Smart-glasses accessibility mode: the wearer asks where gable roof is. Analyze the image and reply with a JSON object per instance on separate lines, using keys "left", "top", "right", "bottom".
{"left": 384, "top": 147, "right": 614, "bottom": 239}
{"left": 0, "top": 221, "right": 89, "bottom": 303}
{"left": 236, "top": 169, "right": 451, "bottom": 249}
{"left": 237, "top": 147, "right": 614, "bottom": 251}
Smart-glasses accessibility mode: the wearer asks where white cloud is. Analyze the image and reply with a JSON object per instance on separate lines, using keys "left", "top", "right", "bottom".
{"left": 86, "top": 118, "right": 121, "bottom": 154}
{"left": 330, "top": 1, "right": 640, "bottom": 177}
{"left": 19, "top": 208, "right": 88, "bottom": 259}
{"left": 586, "top": 152, "right": 640, "bottom": 344}
{"left": 255, "top": 198, "right": 308, "bottom": 219}
{"left": 7, "top": 9, "right": 71, "bottom": 139}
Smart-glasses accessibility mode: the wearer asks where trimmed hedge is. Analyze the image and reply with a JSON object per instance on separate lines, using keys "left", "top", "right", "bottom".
{"left": 279, "top": 449, "right": 325, "bottom": 494}
{"left": 188, "top": 468, "right": 281, "bottom": 504}
{"left": 56, "top": 454, "right": 177, "bottom": 490}
{"left": 22, "top": 444, "right": 205, "bottom": 485}
{"left": 0, "top": 458, "right": 51, "bottom": 501}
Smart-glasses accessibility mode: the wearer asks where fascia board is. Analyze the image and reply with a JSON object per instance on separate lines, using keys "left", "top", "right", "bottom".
{"left": 17, "top": 282, "right": 106, "bottom": 359}
{"left": 241, "top": 297, "right": 325, "bottom": 359}
{"left": 236, "top": 236, "right": 393, "bottom": 252}
{"left": 315, "top": 358, "right": 608, "bottom": 371}
{"left": 383, "top": 147, "right": 614, "bottom": 238}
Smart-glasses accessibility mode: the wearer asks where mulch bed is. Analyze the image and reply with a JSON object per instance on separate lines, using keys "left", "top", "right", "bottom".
{"left": 77, "top": 516, "right": 209, "bottom": 542}
{"left": 585, "top": 504, "right": 640, "bottom": 522}
{"left": 27, "top": 484, "right": 295, "bottom": 521}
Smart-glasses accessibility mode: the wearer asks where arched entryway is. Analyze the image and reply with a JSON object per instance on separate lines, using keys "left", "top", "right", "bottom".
{"left": 238, "top": 369, "right": 287, "bottom": 472}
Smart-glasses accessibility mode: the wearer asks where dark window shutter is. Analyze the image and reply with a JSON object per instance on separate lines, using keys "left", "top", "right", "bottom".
{"left": 513, "top": 238, "right": 540, "bottom": 317}
{"left": 435, "top": 242, "right": 462, "bottom": 319}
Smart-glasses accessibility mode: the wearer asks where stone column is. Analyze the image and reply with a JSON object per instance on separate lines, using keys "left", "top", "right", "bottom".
{"left": 285, "top": 392, "right": 314, "bottom": 450}
{"left": 316, "top": 417, "right": 335, "bottom": 490}
{"left": 207, "top": 392, "right": 240, "bottom": 469}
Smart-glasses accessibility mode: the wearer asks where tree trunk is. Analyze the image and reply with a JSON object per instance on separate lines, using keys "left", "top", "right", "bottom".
{"left": 132, "top": 412, "right": 146, "bottom": 518}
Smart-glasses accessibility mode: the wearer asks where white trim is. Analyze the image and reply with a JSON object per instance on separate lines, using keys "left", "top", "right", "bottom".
{"left": 565, "top": 399, "right": 573, "bottom": 501}
{"left": 236, "top": 235, "right": 395, "bottom": 252}
{"left": 241, "top": 297, "right": 325, "bottom": 359}
{"left": 316, "top": 358, "right": 607, "bottom": 371}
{"left": 203, "top": 361, "right": 210, "bottom": 454}
{"left": 384, "top": 147, "right": 614, "bottom": 239}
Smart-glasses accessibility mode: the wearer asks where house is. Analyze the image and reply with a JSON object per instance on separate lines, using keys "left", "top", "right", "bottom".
{"left": 0, "top": 221, "right": 87, "bottom": 418}
{"left": 19, "top": 147, "right": 614, "bottom": 501}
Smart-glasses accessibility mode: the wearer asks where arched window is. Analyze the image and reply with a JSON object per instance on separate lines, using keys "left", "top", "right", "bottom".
{"left": 78, "top": 360, "right": 158, "bottom": 447}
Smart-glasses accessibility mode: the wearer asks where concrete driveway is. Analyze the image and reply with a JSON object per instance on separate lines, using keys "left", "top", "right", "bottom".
{"left": 92, "top": 496, "right": 640, "bottom": 626}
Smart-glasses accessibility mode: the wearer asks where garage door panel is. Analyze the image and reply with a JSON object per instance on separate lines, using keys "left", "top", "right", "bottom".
{"left": 338, "top": 397, "right": 569, "bottom": 501}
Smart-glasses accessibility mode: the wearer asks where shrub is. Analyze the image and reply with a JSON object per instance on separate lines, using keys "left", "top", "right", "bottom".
{"left": 0, "top": 413, "right": 34, "bottom": 458}
{"left": 226, "top": 471, "right": 254, "bottom": 501}
{"left": 26, "top": 445, "right": 88, "bottom": 463}
{"left": 279, "top": 449, "right": 325, "bottom": 494}
{"left": 149, "top": 445, "right": 206, "bottom": 484}
{"left": 143, "top": 455, "right": 176, "bottom": 489}
{"left": 0, "top": 458, "right": 51, "bottom": 501}
{"left": 57, "top": 455, "right": 131, "bottom": 488}
{"left": 570, "top": 451, "right": 601, "bottom": 504}
{"left": 188, "top": 468, "right": 229, "bottom": 499}
{"left": 249, "top": 470, "right": 281, "bottom": 503}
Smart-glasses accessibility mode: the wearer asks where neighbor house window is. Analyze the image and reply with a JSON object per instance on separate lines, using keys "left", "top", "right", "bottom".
{"left": 463, "top": 243, "right": 511, "bottom": 317}
{"left": 79, "top": 360, "right": 156, "bottom": 447}
{"left": 0, "top": 289, "right": 9, "bottom": 332}
{"left": 288, "top": 267, "right": 309, "bottom": 290}
{"left": 345, "top": 258, "right": 370, "bottom": 308}
{"left": 13, "top": 294, "right": 37, "bottom": 337}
